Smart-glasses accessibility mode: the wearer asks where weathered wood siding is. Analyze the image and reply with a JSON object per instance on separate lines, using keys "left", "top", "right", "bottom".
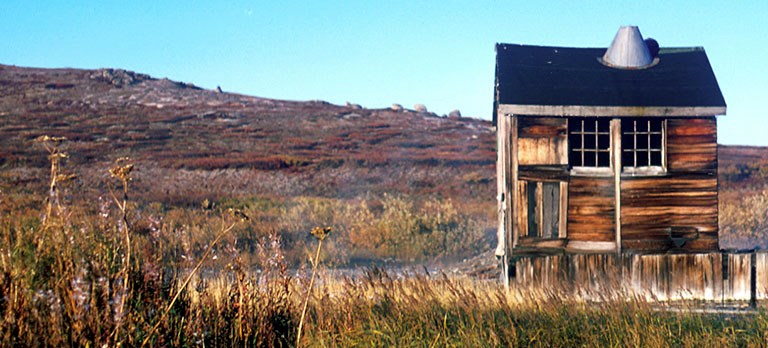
{"left": 667, "top": 118, "right": 717, "bottom": 173}
{"left": 513, "top": 116, "right": 569, "bottom": 246}
{"left": 621, "top": 117, "right": 718, "bottom": 251}
{"left": 517, "top": 117, "right": 567, "bottom": 165}
{"left": 568, "top": 176, "right": 615, "bottom": 242}
{"left": 512, "top": 252, "right": 763, "bottom": 303}
{"left": 621, "top": 175, "right": 717, "bottom": 250}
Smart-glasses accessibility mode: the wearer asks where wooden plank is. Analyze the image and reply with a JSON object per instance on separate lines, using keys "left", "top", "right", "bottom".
{"left": 542, "top": 182, "right": 560, "bottom": 239}
{"left": 559, "top": 181, "right": 568, "bottom": 239}
{"left": 518, "top": 137, "right": 567, "bottom": 165}
{"left": 510, "top": 116, "right": 518, "bottom": 249}
{"left": 496, "top": 113, "right": 507, "bottom": 257}
{"left": 518, "top": 116, "right": 567, "bottom": 138}
{"left": 516, "top": 238, "right": 567, "bottom": 248}
{"left": 566, "top": 241, "right": 617, "bottom": 251}
{"left": 516, "top": 180, "right": 529, "bottom": 239}
{"left": 518, "top": 165, "right": 569, "bottom": 181}
{"left": 667, "top": 118, "right": 717, "bottom": 173}
{"left": 536, "top": 182, "right": 543, "bottom": 237}
{"left": 612, "top": 118, "right": 622, "bottom": 252}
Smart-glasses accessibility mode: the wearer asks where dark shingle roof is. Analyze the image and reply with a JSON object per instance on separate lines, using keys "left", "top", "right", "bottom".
{"left": 495, "top": 44, "right": 726, "bottom": 111}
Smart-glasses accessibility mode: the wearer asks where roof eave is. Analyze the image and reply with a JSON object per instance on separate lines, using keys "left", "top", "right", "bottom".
{"left": 497, "top": 104, "right": 726, "bottom": 117}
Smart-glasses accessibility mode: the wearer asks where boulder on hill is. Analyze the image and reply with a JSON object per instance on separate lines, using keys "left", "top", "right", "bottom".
{"left": 345, "top": 101, "right": 362, "bottom": 109}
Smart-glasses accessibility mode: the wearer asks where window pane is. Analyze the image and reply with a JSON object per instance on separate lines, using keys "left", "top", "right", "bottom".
{"left": 650, "top": 151, "right": 662, "bottom": 166}
{"left": 527, "top": 181, "right": 538, "bottom": 238}
{"left": 636, "top": 120, "right": 648, "bottom": 132}
{"left": 597, "top": 119, "right": 610, "bottom": 132}
{"left": 570, "top": 134, "right": 582, "bottom": 150}
{"left": 637, "top": 134, "right": 648, "bottom": 149}
{"left": 584, "top": 133, "right": 596, "bottom": 149}
{"left": 598, "top": 134, "right": 610, "bottom": 150}
{"left": 568, "top": 119, "right": 581, "bottom": 132}
{"left": 597, "top": 151, "right": 610, "bottom": 167}
{"left": 584, "top": 151, "right": 596, "bottom": 166}
{"left": 650, "top": 133, "right": 662, "bottom": 149}
{"left": 650, "top": 120, "right": 662, "bottom": 132}
{"left": 584, "top": 119, "right": 596, "bottom": 132}
{"left": 622, "top": 133, "right": 635, "bottom": 149}
{"left": 636, "top": 150, "right": 648, "bottom": 166}
{"left": 621, "top": 119, "right": 632, "bottom": 133}
{"left": 622, "top": 151, "right": 635, "bottom": 167}
{"left": 570, "top": 150, "right": 582, "bottom": 167}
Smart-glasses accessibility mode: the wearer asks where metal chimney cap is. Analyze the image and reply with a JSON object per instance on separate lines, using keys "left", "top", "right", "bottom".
{"left": 601, "top": 26, "right": 657, "bottom": 69}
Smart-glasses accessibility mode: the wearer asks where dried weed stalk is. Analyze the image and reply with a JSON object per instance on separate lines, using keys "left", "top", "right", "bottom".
{"left": 34, "top": 135, "right": 76, "bottom": 235}
{"left": 296, "top": 226, "right": 331, "bottom": 346}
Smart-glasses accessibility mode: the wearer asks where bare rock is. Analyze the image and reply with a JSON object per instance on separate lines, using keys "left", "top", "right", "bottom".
{"left": 448, "top": 109, "right": 462, "bottom": 118}
{"left": 391, "top": 103, "right": 403, "bottom": 112}
{"left": 90, "top": 68, "right": 151, "bottom": 87}
{"left": 413, "top": 104, "right": 427, "bottom": 113}
{"left": 345, "top": 101, "right": 362, "bottom": 109}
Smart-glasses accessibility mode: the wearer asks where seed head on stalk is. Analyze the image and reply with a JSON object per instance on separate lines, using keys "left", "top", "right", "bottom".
{"left": 311, "top": 226, "right": 332, "bottom": 241}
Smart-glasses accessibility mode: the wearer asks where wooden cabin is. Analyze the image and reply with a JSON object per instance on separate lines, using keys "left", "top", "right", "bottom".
{"left": 494, "top": 26, "right": 726, "bottom": 259}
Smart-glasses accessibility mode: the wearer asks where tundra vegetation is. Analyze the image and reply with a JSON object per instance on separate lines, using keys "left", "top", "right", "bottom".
{"left": 1, "top": 138, "right": 768, "bottom": 347}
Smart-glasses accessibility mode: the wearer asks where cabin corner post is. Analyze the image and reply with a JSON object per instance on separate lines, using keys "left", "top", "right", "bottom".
{"left": 496, "top": 112, "right": 514, "bottom": 286}
{"left": 611, "top": 118, "right": 622, "bottom": 254}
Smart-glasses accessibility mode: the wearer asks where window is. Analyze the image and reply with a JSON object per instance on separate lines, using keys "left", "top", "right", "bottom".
{"left": 621, "top": 118, "right": 664, "bottom": 168}
{"left": 519, "top": 180, "right": 563, "bottom": 240}
{"left": 568, "top": 118, "right": 611, "bottom": 168}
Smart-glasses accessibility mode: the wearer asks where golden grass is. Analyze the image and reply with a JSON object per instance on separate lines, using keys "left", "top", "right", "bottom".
{"left": 2, "top": 137, "right": 768, "bottom": 346}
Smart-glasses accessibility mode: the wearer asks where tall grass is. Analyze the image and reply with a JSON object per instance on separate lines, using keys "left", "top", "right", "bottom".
{"left": 720, "top": 189, "right": 768, "bottom": 250}
{"left": 2, "top": 138, "right": 767, "bottom": 346}
{"left": 2, "top": 204, "right": 768, "bottom": 346}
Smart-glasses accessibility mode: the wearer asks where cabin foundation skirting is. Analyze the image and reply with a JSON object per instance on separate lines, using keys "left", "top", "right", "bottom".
{"left": 509, "top": 252, "right": 764, "bottom": 304}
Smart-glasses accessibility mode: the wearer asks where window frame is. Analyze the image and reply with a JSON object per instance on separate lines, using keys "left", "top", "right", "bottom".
{"left": 568, "top": 117, "right": 613, "bottom": 176}
{"left": 620, "top": 118, "right": 666, "bottom": 175}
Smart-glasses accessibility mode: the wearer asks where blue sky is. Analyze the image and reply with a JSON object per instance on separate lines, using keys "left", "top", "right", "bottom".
{"left": 1, "top": 1, "right": 766, "bottom": 145}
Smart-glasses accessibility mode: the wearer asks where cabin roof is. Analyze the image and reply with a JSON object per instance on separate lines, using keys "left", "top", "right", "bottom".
{"left": 494, "top": 44, "right": 726, "bottom": 120}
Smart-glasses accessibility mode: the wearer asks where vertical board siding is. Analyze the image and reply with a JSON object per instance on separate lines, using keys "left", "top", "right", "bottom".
{"left": 568, "top": 176, "right": 615, "bottom": 242}
{"left": 513, "top": 252, "right": 762, "bottom": 303}
{"left": 517, "top": 116, "right": 567, "bottom": 165}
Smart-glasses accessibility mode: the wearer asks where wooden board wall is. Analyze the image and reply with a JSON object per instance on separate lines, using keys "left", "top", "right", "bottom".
{"left": 621, "top": 117, "right": 718, "bottom": 251}
{"left": 568, "top": 176, "right": 615, "bottom": 242}
{"left": 517, "top": 117, "right": 567, "bottom": 165}
{"left": 514, "top": 116, "right": 569, "bottom": 246}
{"left": 667, "top": 118, "right": 717, "bottom": 173}
{"left": 621, "top": 175, "right": 718, "bottom": 250}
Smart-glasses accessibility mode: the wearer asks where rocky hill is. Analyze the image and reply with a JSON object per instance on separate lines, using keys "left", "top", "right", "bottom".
{"left": 0, "top": 64, "right": 496, "bottom": 205}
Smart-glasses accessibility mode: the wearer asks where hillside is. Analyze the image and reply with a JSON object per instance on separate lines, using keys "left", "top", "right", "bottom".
{"left": 0, "top": 64, "right": 496, "bottom": 206}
